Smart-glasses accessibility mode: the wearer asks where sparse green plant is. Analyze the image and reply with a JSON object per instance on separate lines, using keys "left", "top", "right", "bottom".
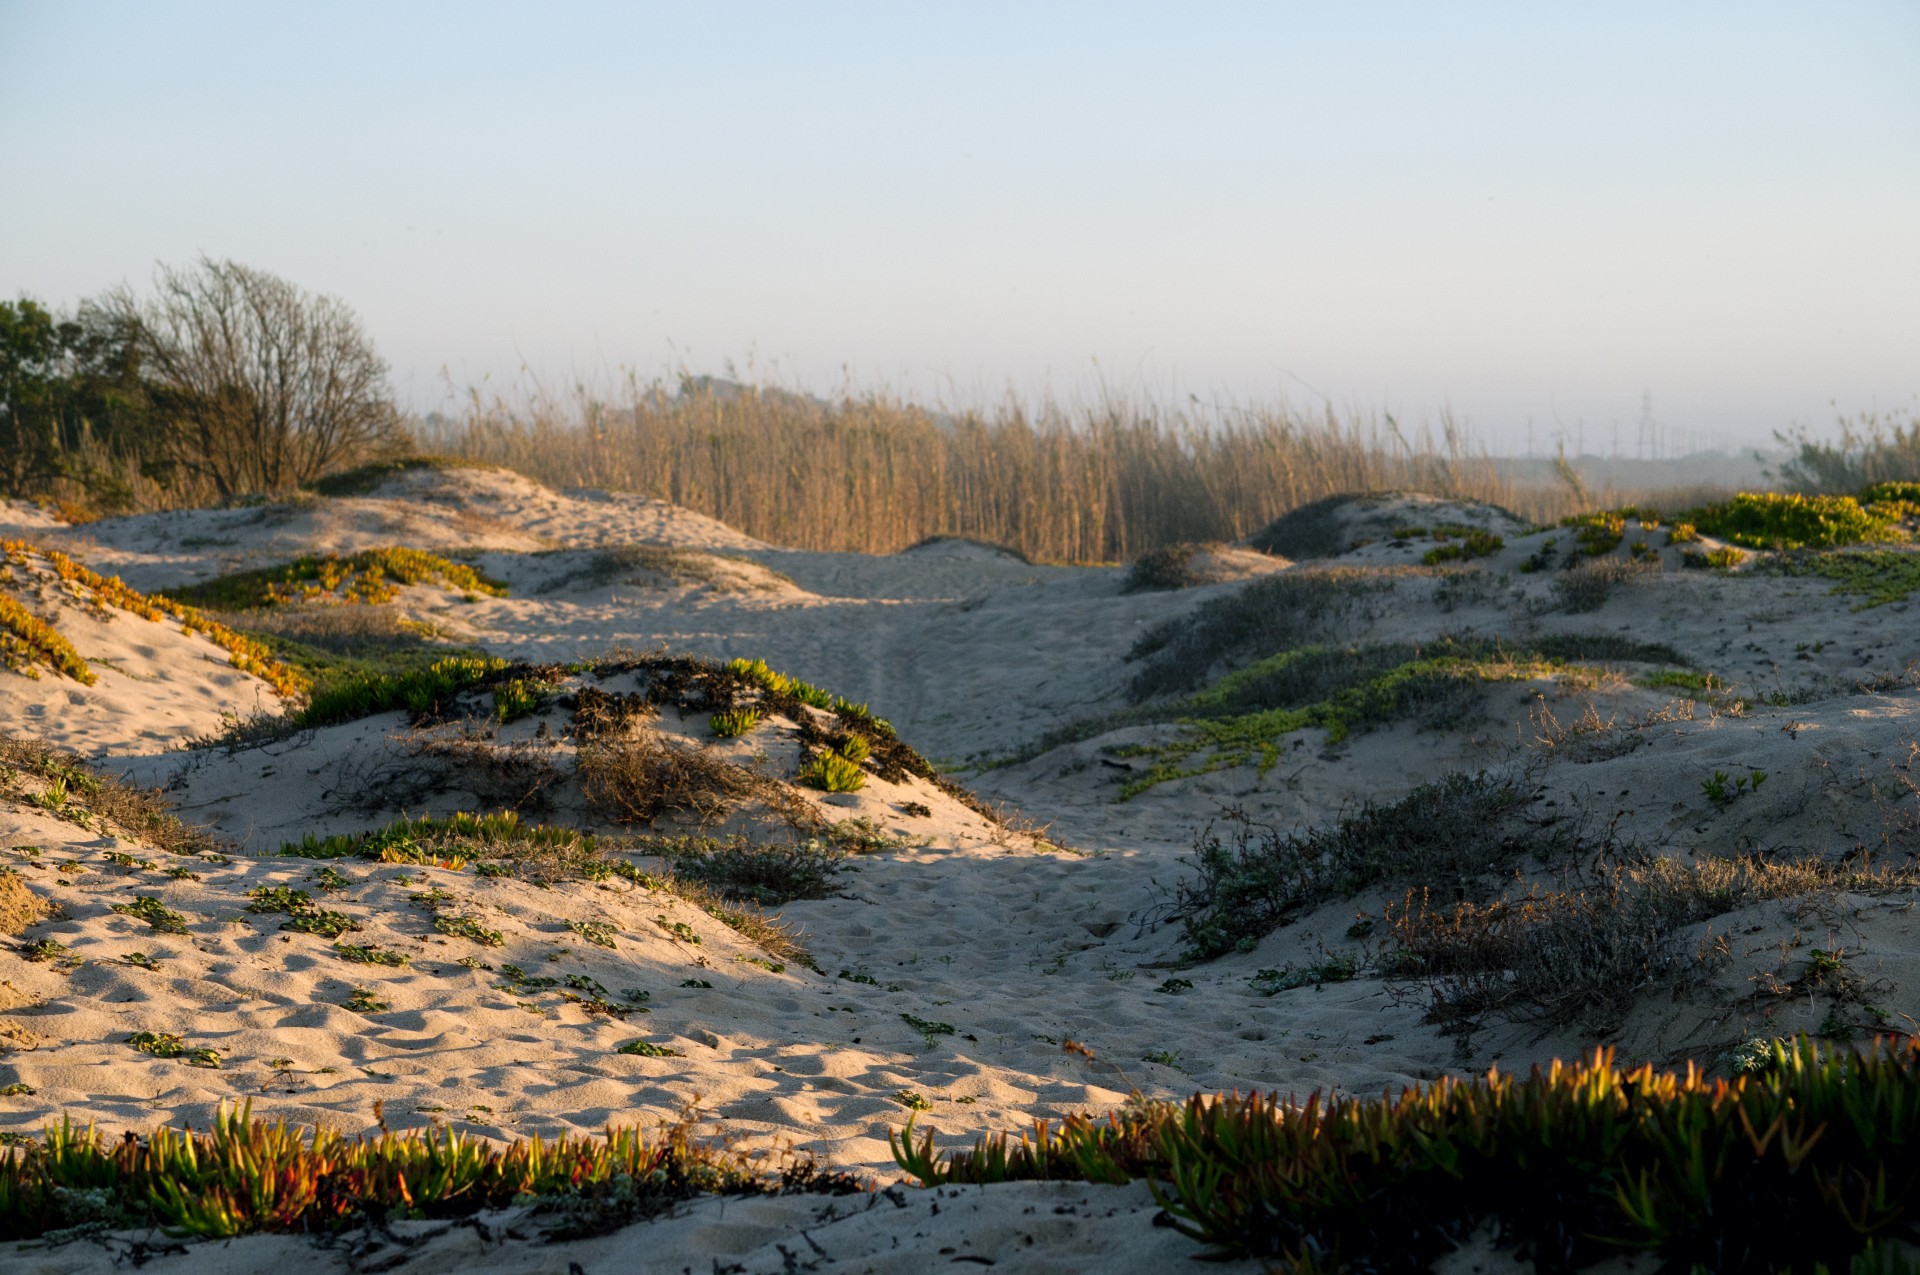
{"left": 281, "top": 910, "right": 359, "bottom": 938}
{"left": 680, "top": 978, "right": 712, "bottom": 989}
{"left": 20, "top": 938, "right": 66, "bottom": 962}
{"left": 567, "top": 919, "right": 618, "bottom": 950}
{"left": 1249, "top": 956, "right": 1359, "bottom": 995}
{"left": 127, "top": 1031, "right": 185, "bottom": 1057}
{"left": 892, "top": 1090, "right": 934, "bottom": 1112}
{"left": 654, "top": 916, "right": 700, "bottom": 945}
{"left": 344, "top": 987, "right": 390, "bottom": 1014}
{"left": 435, "top": 914, "right": 504, "bottom": 947}
{"left": 615, "top": 1039, "right": 682, "bottom": 1057}
{"left": 124, "top": 952, "right": 159, "bottom": 970}
{"left": 901, "top": 1014, "right": 956, "bottom": 1048}
{"left": 247, "top": 886, "right": 313, "bottom": 914}
{"left": 333, "top": 943, "right": 409, "bottom": 967}
{"left": 0, "top": 1084, "right": 34, "bottom": 1097}
{"left": 111, "top": 896, "right": 189, "bottom": 935}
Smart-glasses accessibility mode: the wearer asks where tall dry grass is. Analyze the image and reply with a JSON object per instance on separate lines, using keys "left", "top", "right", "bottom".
{"left": 413, "top": 377, "right": 1716, "bottom": 562}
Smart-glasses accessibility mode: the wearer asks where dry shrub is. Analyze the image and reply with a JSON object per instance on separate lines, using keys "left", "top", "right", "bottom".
{"left": 579, "top": 731, "right": 793, "bottom": 827}
{"left": 0, "top": 735, "right": 222, "bottom": 856}
{"left": 572, "top": 686, "right": 657, "bottom": 743}
{"left": 1389, "top": 856, "right": 1920, "bottom": 1029}
{"left": 0, "top": 874, "right": 47, "bottom": 935}
{"left": 637, "top": 835, "right": 845, "bottom": 905}
{"left": 356, "top": 728, "right": 567, "bottom": 815}
{"left": 1552, "top": 556, "right": 1659, "bottom": 614}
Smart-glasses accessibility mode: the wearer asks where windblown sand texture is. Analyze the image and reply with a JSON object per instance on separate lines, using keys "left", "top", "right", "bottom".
{"left": 1, "top": 468, "right": 1918, "bottom": 1272}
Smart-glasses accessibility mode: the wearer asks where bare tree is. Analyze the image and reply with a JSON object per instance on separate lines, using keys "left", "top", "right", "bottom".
{"left": 104, "top": 258, "right": 400, "bottom": 498}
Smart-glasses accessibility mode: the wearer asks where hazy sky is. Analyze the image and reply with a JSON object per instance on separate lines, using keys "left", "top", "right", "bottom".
{"left": 2, "top": 2, "right": 1915, "bottom": 452}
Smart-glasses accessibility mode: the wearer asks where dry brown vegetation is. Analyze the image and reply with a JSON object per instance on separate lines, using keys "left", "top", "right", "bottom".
{"left": 0, "top": 735, "right": 222, "bottom": 856}
{"left": 413, "top": 379, "right": 1726, "bottom": 562}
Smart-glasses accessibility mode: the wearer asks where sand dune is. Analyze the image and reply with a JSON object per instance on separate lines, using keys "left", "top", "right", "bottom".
{"left": 2, "top": 472, "right": 1918, "bottom": 1268}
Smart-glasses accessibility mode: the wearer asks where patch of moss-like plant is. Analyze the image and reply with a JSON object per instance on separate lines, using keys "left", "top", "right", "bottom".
{"left": 567, "top": 920, "right": 618, "bottom": 949}
{"left": 1776, "top": 549, "right": 1920, "bottom": 609}
{"left": 162, "top": 548, "right": 508, "bottom": 609}
{"left": 1113, "top": 635, "right": 1676, "bottom": 798}
{"left": 616, "top": 1038, "right": 682, "bottom": 1057}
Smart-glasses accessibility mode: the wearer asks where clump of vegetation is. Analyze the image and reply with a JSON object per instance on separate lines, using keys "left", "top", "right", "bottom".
{"left": 893, "top": 1037, "right": 1920, "bottom": 1271}
{"left": 708, "top": 707, "right": 761, "bottom": 738}
{"left": 1176, "top": 772, "right": 1562, "bottom": 960}
{"left": 616, "top": 1039, "right": 682, "bottom": 1057}
{"left": 162, "top": 548, "right": 507, "bottom": 609}
{"left": 126, "top": 1031, "right": 186, "bottom": 1058}
{"left": 0, "top": 1101, "right": 856, "bottom": 1241}
{"left": 1682, "top": 545, "right": 1748, "bottom": 571}
{"left": 579, "top": 732, "right": 783, "bottom": 825}
{"left": 278, "top": 811, "right": 596, "bottom": 881}
{"left": 1552, "top": 555, "right": 1659, "bottom": 612}
{"left": 798, "top": 751, "right": 866, "bottom": 793}
{"left": 333, "top": 943, "right": 409, "bottom": 967}
{"left": 493, "top": 676, "right": 559, "bottom": 723}
{"left": 0, "top": 540, "right": 306, "bottom": 698}
{"left": 567, "top": 919, "right": 618, "bottom": 949}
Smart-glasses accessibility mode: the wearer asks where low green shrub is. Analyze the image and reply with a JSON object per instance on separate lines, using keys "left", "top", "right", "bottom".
{"left": 1175, "top": 771, "right": 1558, "bottom": 960}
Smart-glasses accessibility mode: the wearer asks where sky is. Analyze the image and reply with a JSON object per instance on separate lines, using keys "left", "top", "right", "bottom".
{"left": 2, "top": 1, "right": 1916, "bottom": 455}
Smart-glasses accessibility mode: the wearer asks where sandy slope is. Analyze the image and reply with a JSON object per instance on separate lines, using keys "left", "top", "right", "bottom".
{"left": 2, "top": 472, "right": 1919, "bottom": 1269}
